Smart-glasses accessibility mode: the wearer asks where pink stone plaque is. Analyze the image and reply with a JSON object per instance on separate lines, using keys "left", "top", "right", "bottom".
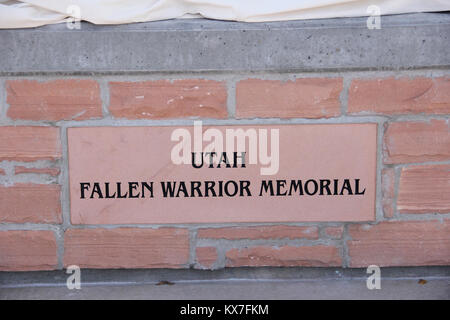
{"left": 68, "top": 124, "right": 377, "bottom": 224}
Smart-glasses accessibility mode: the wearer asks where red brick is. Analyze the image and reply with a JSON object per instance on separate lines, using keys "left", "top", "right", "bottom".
{"left": 348, "top": 77, "right": 450, "bottom": 115}
{"left": 397, "top": 164, "right": 450, "bottom": 214}
{"left": 236, "top": 78, "right": 342, "bottom": 119}
{"left": 64, "top": 228, "right": 190, "bottom": 269}
{"left": 383, "top": 120, "right": 450, "bottom": 164}
{"left": 196, "top": 247, "right": 218, "bottom": 269}
{"left": 7, "top": 79, "right": 102, "bottom": 121}
{"left": 324, "top": 226, "right": 344, "bottom": 239}
{"left": 109, "top": 80, "right": 227, "bottom": 119}
{"left": 348, "top": 220, "right": 450, "bottom": 267}
{"left": 197, "top": 226, "right": 318, "bottom": 240}
{"left": 0, "top": 126, "right": 61, "bottom": 161}
{"left": 381, "top": 168, "right": 396, "bottom": 218}
{"left": 0, "top": 184, "right": 61, "bottom": 224}
{"left": 225, "top": 245, "right": 342, "bottom": 267}
{"left": 0, "top": 230, "right": 57, "bottom": 271}
{"left": 0, "top": 168, "right": 5, "bottom": 175}
{"left": 15, "top": 166, "right": 60, "bottom": 177}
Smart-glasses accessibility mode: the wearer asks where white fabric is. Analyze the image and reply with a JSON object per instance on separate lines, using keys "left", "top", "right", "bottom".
{"left": 1, "top": 0, "right": 449, "bottom": 29}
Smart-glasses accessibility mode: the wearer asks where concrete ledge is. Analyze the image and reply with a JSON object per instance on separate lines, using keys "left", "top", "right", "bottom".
{"left": 0, "top": 13, "right": 449, "bottom": 74}
{"left": 1, "top": 266, "right": 449, "bottom": 288}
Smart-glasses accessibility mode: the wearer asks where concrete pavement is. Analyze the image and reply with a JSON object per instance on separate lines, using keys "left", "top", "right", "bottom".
{"left": 1, "top": 267, "right": 449, "bottom": 300}
{"left": 1, "top": 278, "right": 449, "bottom": 300}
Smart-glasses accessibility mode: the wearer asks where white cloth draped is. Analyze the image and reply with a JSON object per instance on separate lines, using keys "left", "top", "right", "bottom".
{"left": 1, "top": 0, "right": 449, "bottom": 28}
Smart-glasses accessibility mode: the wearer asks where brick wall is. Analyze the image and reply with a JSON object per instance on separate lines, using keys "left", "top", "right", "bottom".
{"left": 0, "top": 73, "right": 449, "bottom": 271}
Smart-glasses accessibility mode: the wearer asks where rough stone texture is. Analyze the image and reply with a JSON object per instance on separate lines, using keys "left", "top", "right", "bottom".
{"left": 381, "top": 168, "right": 396, "bottom": 218}
{"left": 324, "top": 226, "right": 344, "bottom": 239}
{"left": 384, "top": 120, "right": 450, "bottom": 164}
{"left": 109, "top": 80, "right": 227, "bottom": 119}
{"left": 197, "top": 226, "right": 319, "bottom": 240}
{"left": 348, "top": 220, "right": 450, "bottom": 267}
{"left": 348, "top": 77, "right": 450, "bottom": 115}
{"left": 6, "top": 80, "right": 102, "bottom": 121}
{"left": 397, "top": 164, "right": 450, "bottom": 214}
{"left": 14, "top": 166, "right": 60, "bottom": 177}
{"left": 0, "top": 14, "right": 449, "bottom": 272}
{"left": 0, "top": 230, "right": 57, "bottom": 271}
{"left": 0, "top": 184, "right": 61, "bottom": 224}
{"left": 0, "top": 127, "right": 61, "bottom": 162}
{"left": 64, "top": 228, "right": 190, "bottom": 269}
{"left": 1, "top": 14, "right": 449, "bottom": 73}
{"left": 225, "top": 246, "right": 342, "bottom": 267}
{"left": 236, "top": 78, "right": 342, "bottom": 119}
{"left": 195, "top": 247, "right": 218, "bottom": 269}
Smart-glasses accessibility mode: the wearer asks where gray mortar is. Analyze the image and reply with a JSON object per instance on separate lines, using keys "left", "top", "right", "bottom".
{"left": 0, "top": 58, "right": 449, "bottom": 270}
